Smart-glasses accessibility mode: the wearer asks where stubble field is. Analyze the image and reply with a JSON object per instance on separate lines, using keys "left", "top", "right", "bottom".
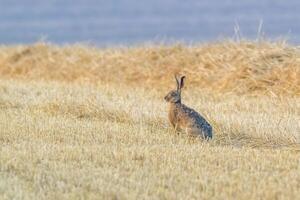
{"left": 0, "top": 41, "right": 299, "bottom": 199}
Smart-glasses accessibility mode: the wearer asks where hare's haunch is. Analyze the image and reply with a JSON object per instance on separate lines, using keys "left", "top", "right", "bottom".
{"left": 164, "top": 75, "right": 213, "bottom": 139}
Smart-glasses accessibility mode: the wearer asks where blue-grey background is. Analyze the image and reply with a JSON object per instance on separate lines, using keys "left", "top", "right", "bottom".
{"left": 0, "top": 0, "right": 299, "bottom": 46}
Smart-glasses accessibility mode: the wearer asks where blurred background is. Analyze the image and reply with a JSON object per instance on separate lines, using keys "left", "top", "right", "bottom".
{"left": 0, "top": 0, "right": 300, "bottom": 46}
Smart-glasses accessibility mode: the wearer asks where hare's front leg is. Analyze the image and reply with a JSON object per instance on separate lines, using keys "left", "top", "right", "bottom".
{"left": 170, "top": 122, "right": 180, "bottom": 135}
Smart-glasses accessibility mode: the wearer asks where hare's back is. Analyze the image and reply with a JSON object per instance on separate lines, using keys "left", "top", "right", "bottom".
{"left": 180, "top": 104, "right": 213, "bottom": 138}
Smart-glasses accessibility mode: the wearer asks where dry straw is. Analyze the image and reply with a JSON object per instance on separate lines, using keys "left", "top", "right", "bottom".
{"left": 0, "top": 40, "right": 299, "bottom": 96}
{"left": 0, "top": 41, "right": 300, "bottom": 199}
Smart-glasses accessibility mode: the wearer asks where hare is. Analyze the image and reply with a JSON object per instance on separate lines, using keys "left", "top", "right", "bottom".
{"left": 164, "top": 75, "right": 213, "bottom": 139}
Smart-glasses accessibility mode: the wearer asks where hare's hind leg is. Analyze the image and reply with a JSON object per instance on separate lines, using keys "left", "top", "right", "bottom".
{"left": 188, "top": 127, "right": 210, "bottom": 140}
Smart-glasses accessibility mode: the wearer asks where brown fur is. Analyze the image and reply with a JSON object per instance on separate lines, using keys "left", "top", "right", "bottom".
{"left": 164, "top": 75, "right": 213, "bottom": 139}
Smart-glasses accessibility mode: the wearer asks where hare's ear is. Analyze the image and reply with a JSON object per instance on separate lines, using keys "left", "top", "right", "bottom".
{"left": 174, "top": 74, "right": 180, "bottom": 91}
{"left": 179, "top": 75, "right": 186, "bottom": 90}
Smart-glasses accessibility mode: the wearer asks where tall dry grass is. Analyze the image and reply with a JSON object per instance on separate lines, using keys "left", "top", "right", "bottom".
{"left": 0, "top": 41, "right": 300, "bottom": 199}
{"left": 0, "top": 40, "right": 299, "bottom": 96}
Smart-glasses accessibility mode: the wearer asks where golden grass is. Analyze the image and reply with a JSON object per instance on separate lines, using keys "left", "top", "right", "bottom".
{"left": 0, "top": 41, "right": 300, "bottom": 199}
{"left": 0, "top": 40, "right": 299, "bottom": 96}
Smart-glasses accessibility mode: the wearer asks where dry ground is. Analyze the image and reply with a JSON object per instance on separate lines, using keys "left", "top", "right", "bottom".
{"left": 0, "top": 41, "right": 300, "bottom": 199}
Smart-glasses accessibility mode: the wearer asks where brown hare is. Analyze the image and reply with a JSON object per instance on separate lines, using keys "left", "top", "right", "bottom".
{"left": 164, "top": 75, "right": 213, "bottom": 139}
